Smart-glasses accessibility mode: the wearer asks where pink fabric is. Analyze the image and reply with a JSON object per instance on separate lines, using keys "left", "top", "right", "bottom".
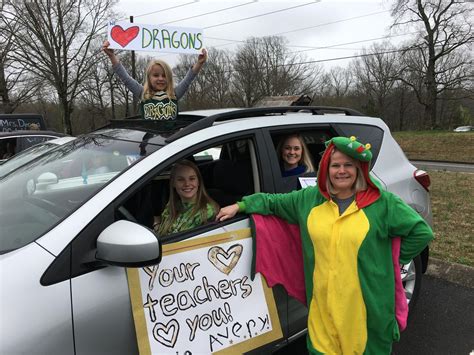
{"left": 392, "top": 237, "right": 408, "bottom": 331}
{"left": 252, "top": 214, "right": 307, "bottom": 305}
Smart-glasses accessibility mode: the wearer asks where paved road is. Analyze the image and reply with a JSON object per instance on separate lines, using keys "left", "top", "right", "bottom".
{"left": 278, "top": 275, "right": 474, "bottom": 354}
{"left": 411, "top": 160, "right": 474, "bottom": 173}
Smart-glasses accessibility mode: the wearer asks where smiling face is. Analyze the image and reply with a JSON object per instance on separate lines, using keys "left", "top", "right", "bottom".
{"left": 281, "top": 136, "right": 303, "bottom": 170}
{"left": 328, "top": 150, "right": 358, "bottom": 199}
{"left": 148, "top": 64, "right": 168, "bottom": 92}
{"left": 173, "top": 165, "right": 199, "bottom": 203}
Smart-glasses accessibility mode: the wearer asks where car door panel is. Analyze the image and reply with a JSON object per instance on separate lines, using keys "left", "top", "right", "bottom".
{"left": 71, "top": 266, "right": 138, "bottom": 355}
{"left": 0, "top": 243, "right": 74, "bottom": 355}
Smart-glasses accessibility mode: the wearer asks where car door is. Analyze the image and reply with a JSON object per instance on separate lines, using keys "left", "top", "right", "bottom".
{"left": 49, "top": 129, "right": 289, "bottom": 354}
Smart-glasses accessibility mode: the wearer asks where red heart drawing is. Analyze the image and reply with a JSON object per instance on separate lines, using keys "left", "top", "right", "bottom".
{"left": 110, "top": 25, "right": 139, "bottom": 48}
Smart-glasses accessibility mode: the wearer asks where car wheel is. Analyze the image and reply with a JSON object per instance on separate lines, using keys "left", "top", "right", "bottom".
{"left": 400, "top": 255, "right": 422, "bottom": 310}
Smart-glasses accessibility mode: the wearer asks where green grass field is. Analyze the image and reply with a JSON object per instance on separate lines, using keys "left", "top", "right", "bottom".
{"left": 392, "top": 131, "right": 474, "bottom": 163}
{"left": 429, "top": 171, "right": 473, "bottom": 266}
{"left": 392, "top": 131, "right": 473, "bottom": 267}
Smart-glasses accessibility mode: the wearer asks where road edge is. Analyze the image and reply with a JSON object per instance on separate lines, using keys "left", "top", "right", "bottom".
{"left": 426, "top": 257, "right": 474, "bottom": 288}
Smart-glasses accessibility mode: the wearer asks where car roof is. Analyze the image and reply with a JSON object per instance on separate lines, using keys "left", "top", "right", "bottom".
{"left": 46, "top": 136, "right": 76, "bottom": 145}
{"left": 0, "top": 130, "right": 65, "bottom": 138}
{"left": 167, "top": 106, "right": 374, "bottom": 142}
{"left": 106, "top": 106, "right": 374, "bottom": 144}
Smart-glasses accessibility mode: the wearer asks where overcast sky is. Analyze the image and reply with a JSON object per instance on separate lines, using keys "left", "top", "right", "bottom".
{"left": 112, "top": 0, "right": 406, "bottom": 68}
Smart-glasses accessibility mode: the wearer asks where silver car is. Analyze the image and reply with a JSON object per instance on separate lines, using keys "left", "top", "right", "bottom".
{"left": 0, "top": 106, "right": 432, "bottom": 354}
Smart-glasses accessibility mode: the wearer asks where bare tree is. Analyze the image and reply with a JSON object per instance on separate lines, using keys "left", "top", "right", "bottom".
{"left": 232, "top": 36, "right": 318, "bottom": 107}
{"left": 3, "top": 0, "right": 117, "bottom": 134}
{"left": 351, "top": 42, "right": 400, "bottom": 120}
{"left": 0, "top": 8, "right": 40, "bottom": 113}
{"left": 326, "top": 66, "right": 353, "bottom": 98}
{"left": 174, "top": 47, "right": 234, "bottom": 110}
{"left": 391, "top": 0, "right": 473, "bottom": 128}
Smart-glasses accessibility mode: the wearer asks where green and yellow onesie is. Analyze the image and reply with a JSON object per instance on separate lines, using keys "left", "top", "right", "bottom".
{"left": 238, "top": 138, "right": 434, "bottom": 354}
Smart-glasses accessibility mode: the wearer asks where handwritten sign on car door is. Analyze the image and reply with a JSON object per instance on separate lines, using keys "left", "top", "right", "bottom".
{"left": 127, "top": 229, "right": 282, "bottom": 354}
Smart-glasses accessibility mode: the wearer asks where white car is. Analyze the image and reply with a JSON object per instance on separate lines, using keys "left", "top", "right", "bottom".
{"left": 453, "top": 125, "right": 473, "bottom": 132}
{"left": 0, "top": 106, "right": 432, "bottom": 354}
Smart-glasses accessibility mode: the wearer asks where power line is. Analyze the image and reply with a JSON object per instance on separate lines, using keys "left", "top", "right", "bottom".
{"left": 202, "top": 40, "right": 473, "bottom": 75}
{"left": 160, "top": 1, "right": 257, "bottom": 25}
{"left": 208, "top": 47, "right": 417, "bottom": 75}
{"left": 208, "top": 32, "right": 418, "bottom": 53}
{"left": 119, "top": 1, "right": 198, "bottom": 21}
{"left": 205, "top": 10, "right": 390, "bottom": 43}
{"left": 285, "top": 32, "right": 420, "bottom": 55}
{"left": 203, "top": 1, "right": 321, "bottom": 30}
{"left": 273, "top": 10, "right": 390, "bottom": 37}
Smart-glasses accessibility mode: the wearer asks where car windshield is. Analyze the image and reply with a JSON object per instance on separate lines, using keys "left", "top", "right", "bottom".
{"left": 0, "top": 141, "right": 61, "bottom": 179}
{"left": 0, "top": 133, "right": 161, "bottom": 254}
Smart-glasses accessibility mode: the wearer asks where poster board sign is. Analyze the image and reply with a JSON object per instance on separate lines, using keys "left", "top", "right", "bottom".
{"left": 127, "top": 229, "right": 283, "bottom": 354}
{"left": 107, "top": 20, "right": 203, "bottom": 54}
{"left": 0, "top": 114, "right": 46, "bottom": 132}
{"left": 299, "top": 176, "right": 317, "bottom": 188}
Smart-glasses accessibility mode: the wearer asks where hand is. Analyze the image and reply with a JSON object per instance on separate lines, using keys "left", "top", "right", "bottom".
{"left": 215, "top": 203, "right": 239, "bottom": 222}
{"left": 197, "top": 48, "right": 208, "bottom": 65}
{"left": 102, "top": 40, "right": 115, "bottom": 58}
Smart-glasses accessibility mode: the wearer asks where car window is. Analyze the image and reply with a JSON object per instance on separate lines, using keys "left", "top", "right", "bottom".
{"left": 332, "top": 123, "right": 384, "bottom": 168}
{"left": 17, "top": 136, "right": 52, "bottom": 151}
{"left": 270, "top": 129, "right": 331, "bottom": 193}
{"left": 0, "top": 135, "right": 160, "bottom": 254}
{"left": 119, "top": 138, "right": 258, "bottom": 239}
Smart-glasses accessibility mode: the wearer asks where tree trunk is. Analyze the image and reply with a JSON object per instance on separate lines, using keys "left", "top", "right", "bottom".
{"left": 398, "top": 89, "right": 405, "bottom": 131}
{"left": 0, "top": 64, "right": 13, "bottom": 114}
{"left": 425, "top": 59, "right": 437, "bottom": 129}
{"left": 60, "top": 95, "right": 73, "bottom": 135}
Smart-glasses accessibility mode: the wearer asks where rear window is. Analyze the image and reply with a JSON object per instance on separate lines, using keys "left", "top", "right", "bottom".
{"left": 333, "top": 123, "right": 384, "bottom": 168}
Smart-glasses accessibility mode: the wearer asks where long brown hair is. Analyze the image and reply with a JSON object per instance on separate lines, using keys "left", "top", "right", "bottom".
{"left": 142, "top": 59, "right": 176, "bottom": 100}
{"left": 160, "top": 160, "right": 218, "bottom": 235}
{"left": 276, "top": 134, "right": 315, "bottom": 172}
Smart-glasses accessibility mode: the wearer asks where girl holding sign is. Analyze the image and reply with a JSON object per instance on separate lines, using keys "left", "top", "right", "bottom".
{"left": 216, "top": 136, "right": 433, "bottom": 355}
{"left": 155, "top": 160, "right": 218, "bottom": 235}
{"left": 102, "top": 40, "right": 207, "bottom": 120}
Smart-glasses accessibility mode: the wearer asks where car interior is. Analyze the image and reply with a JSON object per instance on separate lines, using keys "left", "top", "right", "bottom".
{"left": 121, "top": 138, "right": 259, "bottom": 233}
{"left": 120, "top": 130, "right": 335, "bottom": 237}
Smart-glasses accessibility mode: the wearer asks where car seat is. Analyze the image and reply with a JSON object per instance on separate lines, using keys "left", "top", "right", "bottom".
{"left": 207, "top": 159, "right": 254, "bottom": 207}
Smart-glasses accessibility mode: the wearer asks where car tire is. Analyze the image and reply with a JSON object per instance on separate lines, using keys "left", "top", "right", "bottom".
{"left": 401, "top": 255, "right": 422, "bottom": 313}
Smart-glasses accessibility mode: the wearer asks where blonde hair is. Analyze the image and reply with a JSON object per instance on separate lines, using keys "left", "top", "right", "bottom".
{"left": 277, "top": 134, "right": 315, "bottom": 173}
{"left": 159, "top": 160, "right": 218, "bottom": 235}
{"left": 326, "top": 147, "right": 367, "bottom": 196}
{"left": 142, "top": 60, "right": 176, "bottom": 100}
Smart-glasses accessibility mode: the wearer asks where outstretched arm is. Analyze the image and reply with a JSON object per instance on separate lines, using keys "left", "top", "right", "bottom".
{"left": 102, "top": 40, "right": 143, "bottom": 98}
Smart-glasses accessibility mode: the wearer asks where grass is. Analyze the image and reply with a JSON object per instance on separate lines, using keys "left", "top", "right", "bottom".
{"left": 392, "top": 131, "right": 474, "bottom": 266}
{"left": 428, "top": 171, "right": 473, "bottom": 267}
{"left": 390, "top": 130, "right": 473, "bottom": 266}
{"left": 392, "top": 131, "right": 474, "bottom": 163}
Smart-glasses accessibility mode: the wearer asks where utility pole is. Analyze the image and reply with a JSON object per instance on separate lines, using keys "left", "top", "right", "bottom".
{"left": 130, "top": 15, "right": 137, "bottom": 116}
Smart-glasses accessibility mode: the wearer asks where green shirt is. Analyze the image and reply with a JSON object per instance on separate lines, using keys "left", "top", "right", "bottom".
{"left": 158, "top": 202, "right": 216, "bottom": 235}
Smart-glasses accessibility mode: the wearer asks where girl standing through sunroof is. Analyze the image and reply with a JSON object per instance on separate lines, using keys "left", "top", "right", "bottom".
{"left": 102, "top": 40, "right": 207, "bottom": 120}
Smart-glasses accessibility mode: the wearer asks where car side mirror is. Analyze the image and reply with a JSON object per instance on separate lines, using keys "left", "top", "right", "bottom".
{"left": 36, "top": 172, "right": 58, "bottom": 190}
{"left": 96, "top": 220, "right": 162, "bottom": 267}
